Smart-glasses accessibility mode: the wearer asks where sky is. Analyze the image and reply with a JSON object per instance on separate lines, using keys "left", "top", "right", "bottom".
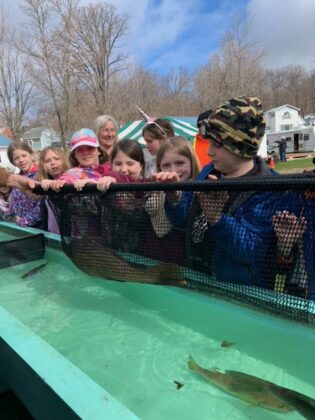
{"left": 4, "top": 0, "right": 315, "bottom": 75}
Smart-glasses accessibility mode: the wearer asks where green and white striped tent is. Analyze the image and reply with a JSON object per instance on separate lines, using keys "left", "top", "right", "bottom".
{"left": 118, "top": 116, "right": 198, "bottom": 145}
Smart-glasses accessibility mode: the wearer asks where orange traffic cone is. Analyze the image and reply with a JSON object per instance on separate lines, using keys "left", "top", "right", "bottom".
{"left": 268, "top": 155, "right": 275, "bottom": 169}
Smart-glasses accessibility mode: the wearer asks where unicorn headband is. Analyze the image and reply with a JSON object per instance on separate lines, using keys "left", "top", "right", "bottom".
{"left": 136, "top": 106, "right": 168, "bottom": 137}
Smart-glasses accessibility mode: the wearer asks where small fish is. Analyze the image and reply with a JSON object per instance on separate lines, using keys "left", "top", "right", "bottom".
{"left": 21, "top": 262, "right": 48, "bottom": 279}
{"left": 71, "top": 239, "right": 186, "bottom": 287}
{"left": 188, "top": 355, "right": 293, "bottom": 413}
{"left": 271, "top": 386, "right": 315, "bottom": 420}
{"left": 221, "top": 340, "right": 235, "bottom": 348}
{"left": 174, "top": 380, "right": 184, "bottom": 390}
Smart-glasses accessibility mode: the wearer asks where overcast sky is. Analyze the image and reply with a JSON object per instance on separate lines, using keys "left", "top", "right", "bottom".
{"left": 3, "top": 0, "right": 315, "bottom": 74}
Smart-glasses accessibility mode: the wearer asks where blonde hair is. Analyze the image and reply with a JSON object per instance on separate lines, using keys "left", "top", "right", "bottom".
{"left": 156, "top": 136, "right": 200, "bottom": 179}
{"left": 38, "top": 146, "right": 70, "bottom": 180}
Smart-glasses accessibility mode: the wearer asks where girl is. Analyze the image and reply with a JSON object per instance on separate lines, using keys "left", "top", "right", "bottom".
{"left": 7, "top": 142, "right": 42, "bottom": 227}
{"left": 45, "top": 129, "right": 132, "bottom": 192}
{"left": 39, "top": 146, "right": 70, "bottom": 233}
{"left": 91, "top": 115, "right": 119, "bottom": 163}
{"left": 96, "top": 138, "right": 145, "bottom": 190}
{"left": 97, "top": 139, "right": 148, "bottom": 253}
{"left": 143, "top": 136, "right": 200, "bottom": 264}
{"left": 141, "top": 118, "right": 175, "bottom": 176}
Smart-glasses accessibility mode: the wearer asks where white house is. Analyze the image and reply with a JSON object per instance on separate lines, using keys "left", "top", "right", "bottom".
{"left": 22, "top": 127, "right": 61, "bottom": 150}
{"left": 265, "top": 104, "right": 305, "bottom": 133}
{"left": 262, "top": 104, "right": 315, "bottom": 155}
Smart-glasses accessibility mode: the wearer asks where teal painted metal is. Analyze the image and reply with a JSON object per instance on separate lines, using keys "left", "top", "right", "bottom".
{"left": 0, "top": 306, "right": 139, "bottom": 419}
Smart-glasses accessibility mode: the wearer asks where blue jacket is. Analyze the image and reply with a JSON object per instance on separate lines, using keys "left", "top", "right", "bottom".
{"left": 165, "top": 158, "right": 306, "bottom": 290}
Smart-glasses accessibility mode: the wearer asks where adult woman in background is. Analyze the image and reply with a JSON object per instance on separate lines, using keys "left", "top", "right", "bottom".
{"left": 91, "top": 115, "right": 119, "bottom": 163}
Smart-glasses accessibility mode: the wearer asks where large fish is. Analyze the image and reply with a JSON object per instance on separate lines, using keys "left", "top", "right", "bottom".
{"left": 271, "top": 386, "right": 315, "bottom": 420}
{"left": 21, "top": 262, "right": 48, "bottom": 279}
{"left": 188, "top": 355, "right": 293, "bottom": 413}
{"left": 70, "top": 240, "right": 186, "bottom": 287}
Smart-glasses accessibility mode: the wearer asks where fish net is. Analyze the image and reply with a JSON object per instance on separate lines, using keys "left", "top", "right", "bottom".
{"left": 45, "top": 175, "right": 315, "bottom": 324}
{"left": 0, "top": 233, "right": 45, "bottom": 269}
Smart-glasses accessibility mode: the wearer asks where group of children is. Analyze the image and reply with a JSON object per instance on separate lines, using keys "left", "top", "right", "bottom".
{"left": 1, "top": 96, "right": 314, "bottom": 300}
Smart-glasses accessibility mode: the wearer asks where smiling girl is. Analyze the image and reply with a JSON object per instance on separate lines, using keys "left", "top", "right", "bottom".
{"left": 45, "top": 129, "right": 133, "bottom": 192}
{"left": 143, "top": 136, "right": 199, "bottom": 264}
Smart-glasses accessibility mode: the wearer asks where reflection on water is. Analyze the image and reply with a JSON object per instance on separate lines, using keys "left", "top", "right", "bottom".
{"left": 0, "top": 259, "right": 313, "bottom": 420}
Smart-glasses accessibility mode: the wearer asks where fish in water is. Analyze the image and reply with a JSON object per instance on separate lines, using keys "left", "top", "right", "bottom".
{"left": 21, "top": 262, "right": 48, "bottom": 279}
{"left": 221, "top": 340, "right": 235, "bottom": 348}
{"left": 174, "top": 380, "right": 184, "bottom": 390}
{"left": 270, "top": 385, "right": 315, "bottom": 420}
{"left": 188, "top": 355, "right": 293, "bottom": 413}
{"left": 70, "top": 239, "right": 187, "bottom": 287}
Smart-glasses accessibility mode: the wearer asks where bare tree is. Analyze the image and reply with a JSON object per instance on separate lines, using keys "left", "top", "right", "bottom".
{"left": 73, "top": 3, "right": 128, "bottom": 114}
{"left": 194, "top": 15, "right": 267, "bottom": 111}
{"left": 16, "top": 0, "right": 80, "bottom": 145}
{"left": 0, "top": 12, "right": 34, "bottom": 140}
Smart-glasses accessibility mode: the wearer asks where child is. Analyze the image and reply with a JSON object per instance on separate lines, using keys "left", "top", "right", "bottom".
{"left": 157, "top": 97, "right": 297, "bottom": 287}
{"left": 7, "top": 142, "right": 42, "bottom": 227}
{"left": 39, "top": 146, "right": 70, "bottom": 233}
{"left": 140, "top": 114, "right": 175, "bottom": 177}
{"left": 97, "top": 139, "right": 149, "bottom": 253}
{"left": 46, "top": 129, "right": 132, "bottom": 192}
{"left": 144, "top": 136, "right": 199, "bottom": 264}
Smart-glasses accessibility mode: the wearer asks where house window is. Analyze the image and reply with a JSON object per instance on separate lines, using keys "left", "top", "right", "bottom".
{"left": 304, "top": 134, "right": 310, "bottom": 141}
{"left": 280, "top": 124, "right": 293, "bottom": 131}
{"left": 282, "top": 111, "right": 291, "bottom": 119}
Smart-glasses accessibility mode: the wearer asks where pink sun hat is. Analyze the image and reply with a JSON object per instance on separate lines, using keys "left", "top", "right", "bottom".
{"left": 70, "top": 128, "right": 99, "bottom": 152}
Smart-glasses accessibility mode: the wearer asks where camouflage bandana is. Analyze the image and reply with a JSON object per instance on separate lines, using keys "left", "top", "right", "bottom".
{"left": 201, "top": 96, "right": 265, "bottom": 158}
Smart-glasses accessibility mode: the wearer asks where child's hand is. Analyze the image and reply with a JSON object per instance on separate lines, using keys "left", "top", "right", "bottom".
{"left": 198, "top": 191, "right": 229, "bottom": 225}
{"left": 41, "top": 179, "right": 57, "bottom": 191}
{"left": 272, "top": 211, "right": 307, "bottom": 256}
{"left": 97, "top": 176, "right": 117, "bottom": 191}
{"left": 49, "top": 179, "right": 67, "bottom": 192}
{"left": 7, "top": 174, "right": 36, "bottom": 191}
{"left": 152, "top": 171, "right": 180, "bottom": 183}
{"left": 74, "top": 179, "right": 96, "bottom": 191}
{"left": 152, "top": 172, "right": 181, "bottom": 206}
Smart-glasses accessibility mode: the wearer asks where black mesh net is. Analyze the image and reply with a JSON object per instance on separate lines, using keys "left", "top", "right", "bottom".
{"left": 0, "top": 233, "right": 45, "bottom": 268}
{"left": 43, "top": 175, "right": 315, "bottom": 324}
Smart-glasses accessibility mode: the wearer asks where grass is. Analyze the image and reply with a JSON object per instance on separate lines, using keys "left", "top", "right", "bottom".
{"left": 275, "top": 157, "right": 314, "bottom": 174}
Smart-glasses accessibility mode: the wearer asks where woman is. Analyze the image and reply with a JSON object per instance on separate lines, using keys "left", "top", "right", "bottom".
{"left": 91, "top": 115, "right": 119, "bottom": 163}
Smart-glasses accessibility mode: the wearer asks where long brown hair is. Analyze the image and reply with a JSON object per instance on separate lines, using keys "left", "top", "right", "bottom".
{"left": 7, "top": 142, "right": 33, "bottom": 165}
{"left": 142, "top": 118, "right": 175, "bottom": 140}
